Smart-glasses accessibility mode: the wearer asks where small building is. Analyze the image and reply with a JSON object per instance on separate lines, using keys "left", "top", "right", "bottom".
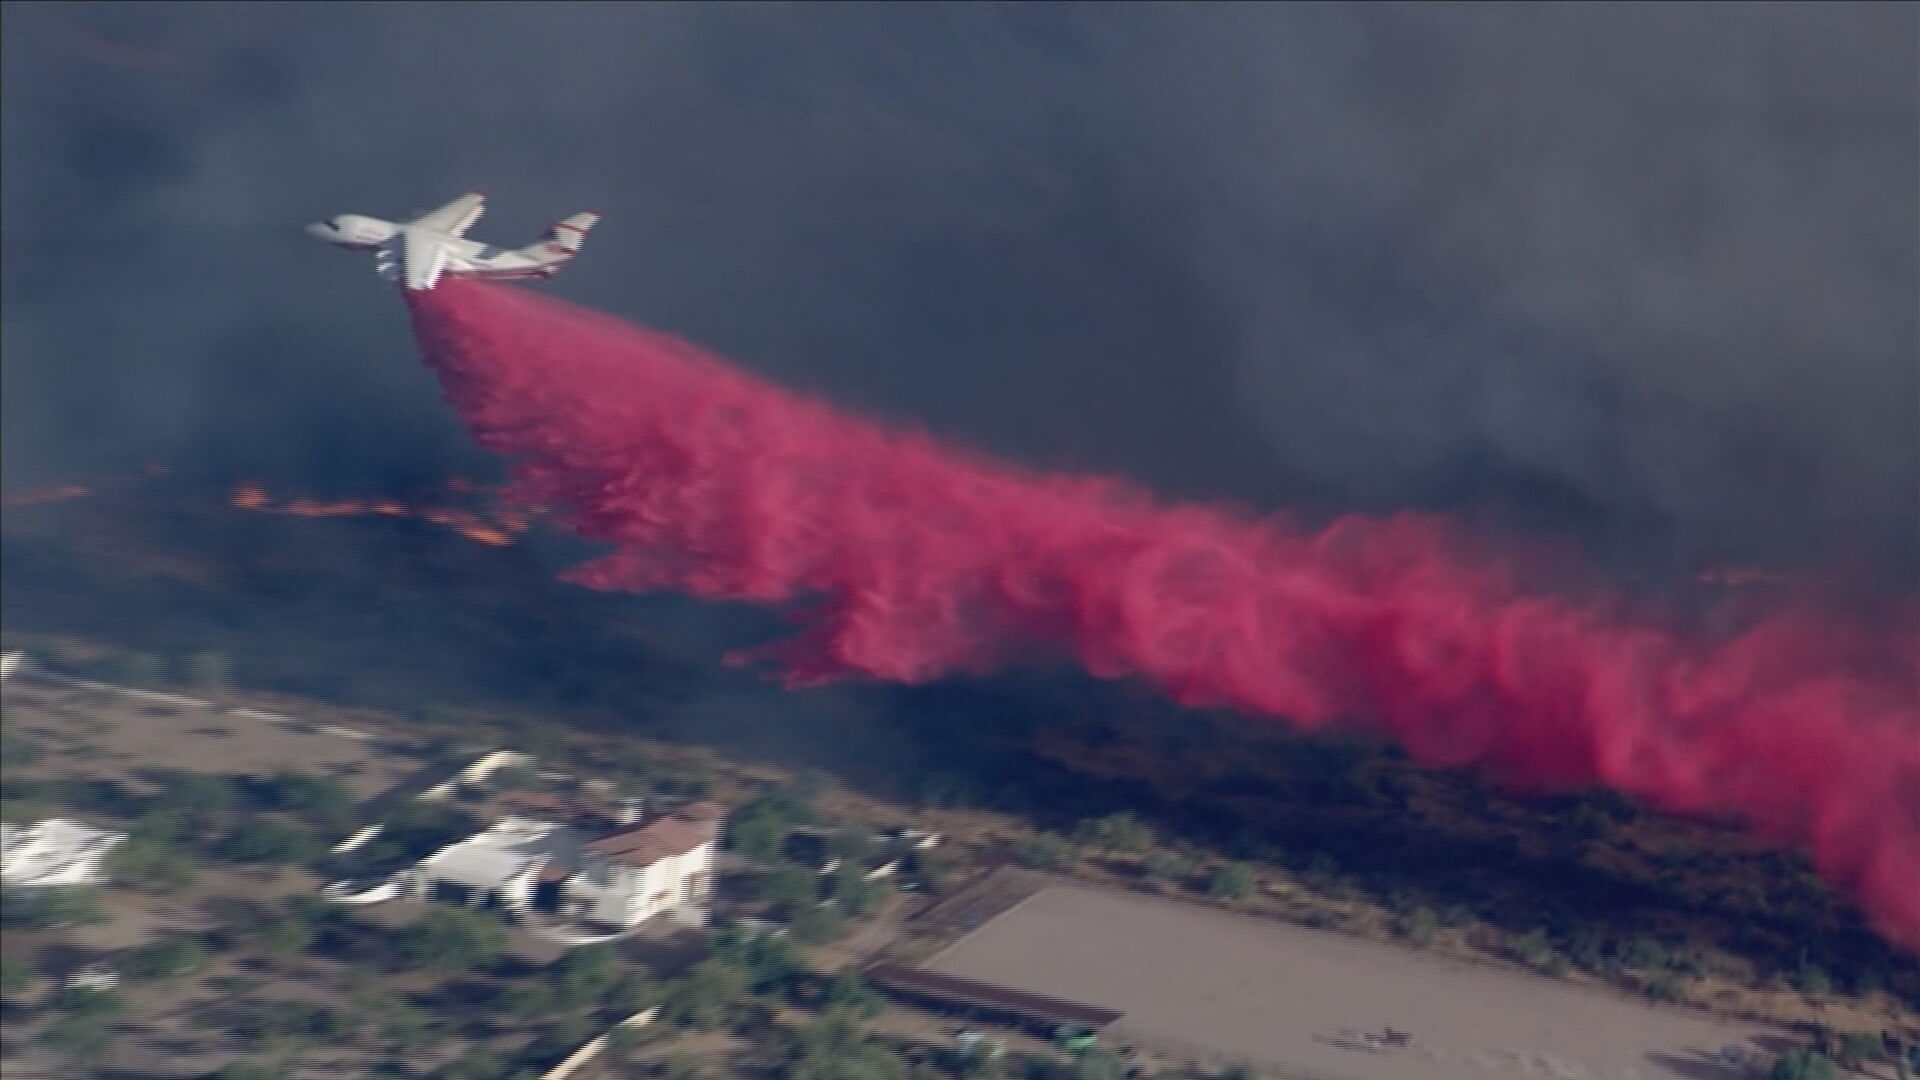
{"left": 0, "top": 651, "right": 29, "bottom": 681}
{"left": 1, "top": 819, "right": 127, "bottom": 890}
{"left": 396, "top": 816, "right": 577, "bottom": 911}
{"left": 393, "top": 801, "right": 726, "bottom": 931}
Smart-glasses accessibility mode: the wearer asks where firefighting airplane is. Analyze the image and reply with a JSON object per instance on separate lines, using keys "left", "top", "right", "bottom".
{"left": 305, "top": 192, "right": 599, "bottom": 291}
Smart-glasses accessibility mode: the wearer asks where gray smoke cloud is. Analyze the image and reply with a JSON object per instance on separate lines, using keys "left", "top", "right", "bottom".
{"left": 3, "top": 1, "right": 1914, "bottom": 581}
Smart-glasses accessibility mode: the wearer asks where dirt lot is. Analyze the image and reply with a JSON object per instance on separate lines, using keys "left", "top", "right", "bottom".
{"left": 4, "top": 678, "right": 423, "bottom": 801}
{"left": 926, "top": 886, "right": 1797, "bottom": 1080}
{"left": 0, "top": 678, "right": 456, "bottom": 1078}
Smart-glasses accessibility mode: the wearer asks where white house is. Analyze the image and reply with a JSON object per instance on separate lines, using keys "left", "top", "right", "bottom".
{"left": 562, "top": 801, "right": 722, "bottom": 927}
{"left": 395, "top": 801, "right": 724, "bottom": 930}
{"left": 1, "top": 819, "right": 127, "bottom": 890}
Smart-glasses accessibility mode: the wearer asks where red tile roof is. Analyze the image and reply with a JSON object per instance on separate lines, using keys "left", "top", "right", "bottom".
{"left": 585, "top": 802, "right": 725, "bottom": 867}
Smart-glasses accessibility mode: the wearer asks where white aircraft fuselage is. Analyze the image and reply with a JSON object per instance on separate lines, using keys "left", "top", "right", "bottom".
{"left": 306, "top": 193, "right": 599, "bottom": 291}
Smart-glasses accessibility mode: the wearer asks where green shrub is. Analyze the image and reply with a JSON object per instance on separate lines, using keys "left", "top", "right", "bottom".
{"left": 1399, "top": 906, "right": 1438, "bottom": 946}
{"left": 1771, "top": 1049, "right": 1837, "bottom": 1080}
{"left": 788, "top": 904, "right": 846, "bottom": 946}
{"left": 1015, "top": 832, "right": 1074, "bottom": 871}
{"left": 123, "top": 937, "right": 211, "bottom": 981}
{"left": 1206, "top": 863, "right": 1256, "bottom": 902}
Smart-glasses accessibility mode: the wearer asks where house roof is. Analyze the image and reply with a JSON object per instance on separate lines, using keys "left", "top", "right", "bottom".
{"left": 585, "top": 801, "right": 725, "bottom": 867}
{"left": 0, "top": 819, "right": 127, "bottom": 887}
{"left": 498, "top": 791, "right": 576, "bottom": 814}
{"left": 418, "top": 817, "right": 578, "bottom": 890}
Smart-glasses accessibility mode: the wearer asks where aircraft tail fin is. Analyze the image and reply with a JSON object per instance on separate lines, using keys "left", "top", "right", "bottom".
{"left": 528, "top": 211, "right": 600, "bottom": 261}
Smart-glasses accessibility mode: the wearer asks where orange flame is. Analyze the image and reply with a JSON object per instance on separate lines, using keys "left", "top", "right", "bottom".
{"left": 7, "top": 470, "right": 539, "bottom": 549}
{"left": 1, "top": 484, "right": 93, "bottom": 508}
{"left": 224, "top": 479, "right": 535, "bottom": 547}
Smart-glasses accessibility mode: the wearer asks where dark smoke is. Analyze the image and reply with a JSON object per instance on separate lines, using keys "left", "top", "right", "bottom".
{"left": 407, "top": 278, "right": 1920, "bottom": 951}
{"left": 3, "top": 4, "right": 1916, "bottom": 581}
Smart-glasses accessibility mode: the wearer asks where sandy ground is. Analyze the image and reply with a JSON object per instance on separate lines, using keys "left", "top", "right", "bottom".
{"left": 927, "top": 886, "right": 1788, "bottom": 1080}
{"left": 4, "top": 679, "right": 420, "bottom": 800}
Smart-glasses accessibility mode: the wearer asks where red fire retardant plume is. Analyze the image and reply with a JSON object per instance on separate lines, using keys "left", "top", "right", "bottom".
{"left": 407, "top": 279, "right": 1920, "bottom": 951}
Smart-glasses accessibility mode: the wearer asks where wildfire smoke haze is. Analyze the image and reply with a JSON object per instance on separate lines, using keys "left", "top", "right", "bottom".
{"left": 405, "top": 279, "right": 1919, "bottom": 952}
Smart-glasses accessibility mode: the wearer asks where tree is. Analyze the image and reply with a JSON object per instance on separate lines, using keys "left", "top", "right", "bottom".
{"left": 123, "top": 936, "right": 212, "bottom": 981}
{"left": 155, "top": 771, "right": 237, "bottom": 827}
{"left": 1207, "top": 863, "right": 1256, "bottom": 903}
{"left": 1793, "top": 961, "right": 1833, "bottom": 997}
{"left": 259, "top": 917, "right": 317, "bottom": 957}
{"left": 829, "top": 826, "right": 878, "bottom": 863}
{"left": 727, "top": 806, "right": 788, "bottom": 864}
{"left": 3, "top": 886, "right": 107, "bottom": 929}
{"left": 182, "top": 651, "right": 235, "bottom": 692}
{"left": 1014, "top": 832, "right": 1073, "bottom": 870}
{"left": 665, "top": 957, "right": 748, "bottom": 1030}
{"left": 1073, "top": 813, "right": 1153, "bottom": 855}
{"left": 604, "top": 971, "right": 661, "bottom": 1013}
{"left": 1643, "top": 971, "right": 1687, "bottom": 1003}
{"left": 824, "top": 973, "right": 887, "bottom": 1021}
{"left": 540, "top": 1013, "right": 596, "bottom": 1058}
{"left": 1772, "top": 1050, "right": 1838, "bottom": 1080}
{"left": 261, "top": 770, "right": 351, "bottom": 819}
{"left": 1398, "top": 906, "right": 1438, "bottom": 946}
{"left": 788, "top": 903, "right": 846, "bottom": 946}
{"left": 727, "top": 933, "right": 810, "bottom": 995}
{"left": 760, "top": 865, "right": 821, "bottom": 909}
{"left": 382, "top": 802, "right": 479, "bottom": 860}
{"left": 1, "top": 954, "right": 33, "bottom": 995}
{"left": 498, "top": 982, "right": 559, "bottom": 1020}
{"left": 907, "top": 845, "right": 958, "bottom": 893}
{"left": 353, "top": 991, "right": 431, "bottom": 1049}
{"left": 1140, "top": 850, "right": 1191, "bottom": 887}
{"left": 1620, "top": 936, "right": 1669, "bottom": 972}
{"left": 554, "top": 943, "right": 620, "bottom": 1009}
{"left": 1073, "top": 1051, "right": 1127, "bottom": 1080}
{"left": 107, "top": 837, "right": 199, "bottom": 892}
{"left": 655, "top": 1052, "right": 707, "bottom": 1080}
{"left": 219, "top": 819, "right": 318, "bottom": 865}
{"left": 401, "top": 908, "right": 508, "bottom": 976}
{"left": 40, "top": 1013, "right": 113, "bottom": 1068}
{"left": 52, "top": 985, "right": 127, "bottom": 1018}
{"left": 784, "top": 1013, "right": 905, "bottom": 1080}
{"left": 829, "top": 863, "right": 887, "bottom": 917}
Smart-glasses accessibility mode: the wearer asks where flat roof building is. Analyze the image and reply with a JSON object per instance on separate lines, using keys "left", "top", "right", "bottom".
{"left": 864, "top": 962, "right": 1123, "bottom": 1032}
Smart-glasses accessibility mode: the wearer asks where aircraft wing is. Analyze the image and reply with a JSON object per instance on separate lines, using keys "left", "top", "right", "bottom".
{"left": 395, "top": 229, "right": 449, "bottom": 291}
{"left": 408, "top": 191, "right": 487, "bottom": 237}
